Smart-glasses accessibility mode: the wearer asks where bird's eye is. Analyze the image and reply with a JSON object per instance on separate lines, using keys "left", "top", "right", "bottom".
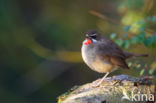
{"left": 90, "top": 35, "right": 96, "bottom": 39}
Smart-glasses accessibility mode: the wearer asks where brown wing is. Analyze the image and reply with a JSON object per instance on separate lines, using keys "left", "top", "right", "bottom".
{"left": 98, "top": 38, "right": 129, "bottom": 69}
{"left": 100, "top": 54, "right": 129, "bottom": 69}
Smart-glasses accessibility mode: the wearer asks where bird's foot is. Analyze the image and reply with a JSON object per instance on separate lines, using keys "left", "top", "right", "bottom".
{"left": 91, "top": 81, "right": 102, "bottom": 88}
{"left": 91, "top": 78, "right": 109, "bottom": 88}
{"left": 91, "top": 73, "right": 112, "bottom": 88}
{"left": 112, "top": 79, "right": 124, "bottom": 85}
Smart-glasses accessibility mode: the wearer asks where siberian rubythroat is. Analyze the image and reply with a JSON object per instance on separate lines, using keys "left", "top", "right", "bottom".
{"left": 81, "top": 30, "right": 148, "bottom": 87}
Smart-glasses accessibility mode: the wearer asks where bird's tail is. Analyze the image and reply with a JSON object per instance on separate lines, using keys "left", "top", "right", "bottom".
{"left": 124, "top": 51, "right": 149, "bottom": 59}
{"left": 133, "top": 53, "right": 149, "bottom": 57}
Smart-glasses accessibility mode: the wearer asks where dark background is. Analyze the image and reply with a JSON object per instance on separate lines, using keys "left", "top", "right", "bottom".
{"left": 0, "top": 0, "right": 155, "bottom": 103}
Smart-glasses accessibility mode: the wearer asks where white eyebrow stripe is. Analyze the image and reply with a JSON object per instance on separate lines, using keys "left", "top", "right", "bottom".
{"left": 92, "top": 34, "right": 96, "bottom": 36}
{"left": 86, "top": 33, "right": 96, "bottom": 36}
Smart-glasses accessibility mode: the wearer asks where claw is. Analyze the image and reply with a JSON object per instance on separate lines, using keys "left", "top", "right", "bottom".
{"left": 113, "top": 79, "right": 124, "bottom": 85}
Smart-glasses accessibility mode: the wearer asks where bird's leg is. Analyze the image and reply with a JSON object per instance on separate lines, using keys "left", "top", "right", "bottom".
{"left": 92, "top": 72, "right": 110, "bottom": 87}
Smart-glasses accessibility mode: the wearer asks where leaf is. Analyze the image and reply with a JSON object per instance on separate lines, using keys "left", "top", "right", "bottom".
{"left": 144, "top": 36, "right": 153, "bottom": 47}
{"left": 136, "top": 21, "right": 141, "bottom": 25}
{"left": 110, "top": 33, "right": 117, "bottom": 39}
{"left": 149, "top": 69, "right": 155, "bottom": 75}
{"left": 139, "top": 27, "right": 145, "bottom": 31}
{"left": 123, "top": 40, "right": 130, "bottom": 49}
{"left": 140, "top": 69, "right": 145, "bottom": 76}
{"left": 140, "top": 20, "right": 145, "bottom": 25}
{"left": 124, "top": 26, "right": 131, "bottom": 32}
{"left": 136, "top": 64, "right": 141, "bottom": 68}
{"left": 131, "top": 36, "right": 138, "bottom": 44}
{"left": 123, "top": 34, "right": 129, "bottom": 38}
{"left": 116, "top": 38, "right": 123, "bottom": 46}
{"left": 152, "top": 35, "right": 156, "bottom": 44}
{"left": 137, "top": 32, "right": 146, "bottom": 43}
{"left": 128, "top": 62, "right": 132, "bottom": 67}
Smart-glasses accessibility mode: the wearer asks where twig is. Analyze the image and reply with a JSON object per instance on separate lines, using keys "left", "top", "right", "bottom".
{"left": 89, "top": 10, "right": 155, "bottom": 35}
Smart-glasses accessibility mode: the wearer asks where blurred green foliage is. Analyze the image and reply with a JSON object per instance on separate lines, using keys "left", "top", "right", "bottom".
{"left": 0, "top": 0, "right": 156, "bottom": 103}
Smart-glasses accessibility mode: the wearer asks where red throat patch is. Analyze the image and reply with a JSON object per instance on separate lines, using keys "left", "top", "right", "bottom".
{"left": 84, "top": 38, "right": 92, "bottom": 45}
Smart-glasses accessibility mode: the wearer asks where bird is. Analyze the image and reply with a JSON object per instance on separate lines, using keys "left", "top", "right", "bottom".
{"left": 81, "top": 30, "right": 148, "bottom": 87}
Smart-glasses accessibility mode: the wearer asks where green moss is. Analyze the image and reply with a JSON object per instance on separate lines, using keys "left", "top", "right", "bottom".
{"left": 57, "top": 85, "right": 79, "bottom": 103}
{"left": 57, "top": 75, "right": 154, "bottom": 103}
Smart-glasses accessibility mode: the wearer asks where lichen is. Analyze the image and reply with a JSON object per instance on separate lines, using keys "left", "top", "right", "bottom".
{"left": 58, "top": 75, "right": 155, "bottom": 103}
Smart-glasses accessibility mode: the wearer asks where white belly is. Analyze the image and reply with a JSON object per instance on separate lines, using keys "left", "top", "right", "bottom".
{"left": 81, "top": 44, "right": 117, "bottom": 73}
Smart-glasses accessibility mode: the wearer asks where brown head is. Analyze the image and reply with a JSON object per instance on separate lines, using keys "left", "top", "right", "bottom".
{"left": 84, "top": 30, "right": 101, "bottom": 45}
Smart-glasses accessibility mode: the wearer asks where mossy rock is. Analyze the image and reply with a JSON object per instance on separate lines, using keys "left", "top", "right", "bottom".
{"left": 58, "top": 75, "right": 155, "bottom": 103}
